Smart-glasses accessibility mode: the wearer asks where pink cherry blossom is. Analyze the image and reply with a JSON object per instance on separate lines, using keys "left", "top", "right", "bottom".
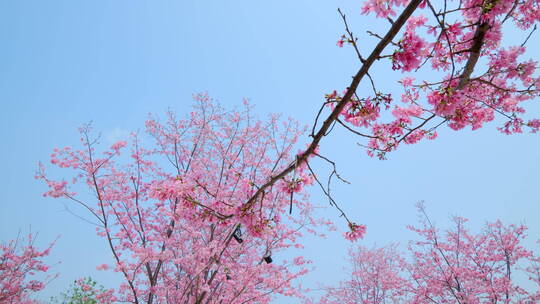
{"left": 0, "top": 234, "right": 56, "bottom": 304}
{"left": 330, "top": 0, "right": 539, "bottom": 160}
{"left": 316, "top": 206, "right": 540, "bottom": 303}
{"left": 39, "top": 94, "right": 332, "bottom": 303}
{"left": 343, "top": 223, "right": 367, "bottom": 242}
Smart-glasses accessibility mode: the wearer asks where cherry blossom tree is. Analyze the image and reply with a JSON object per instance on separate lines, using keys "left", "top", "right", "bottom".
{"left": 38, "top": 95, "right": 329, "bottom": 304}
{"left": 0, "top": 233, "right": 55, "bottom": 304}
{"left": 316, "top": 204, "right": 540, "bottom": 304}
{"left": 314, "top": 245, "right": 410, "bottom": 304}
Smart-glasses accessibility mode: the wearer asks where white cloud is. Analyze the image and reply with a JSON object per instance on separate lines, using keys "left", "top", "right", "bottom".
{"left": 105, "top": 127, "right": 130, "bottom": 144}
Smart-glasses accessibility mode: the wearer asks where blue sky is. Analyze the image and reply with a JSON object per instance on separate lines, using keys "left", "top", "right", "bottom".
{"left": 1, "top": 0, "right": 539, "bottom": 302}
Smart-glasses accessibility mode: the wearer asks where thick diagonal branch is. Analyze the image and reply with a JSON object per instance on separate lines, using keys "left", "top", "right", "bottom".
{"left": 241, "top": 0, "right": 424, "bottom": 212}
{"left": 457, "top": 22, "right": 489, "bottom": 89}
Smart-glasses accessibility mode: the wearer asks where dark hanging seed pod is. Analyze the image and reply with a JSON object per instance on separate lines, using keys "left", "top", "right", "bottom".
{"left": 233, "top": 226, "right": 243, "bottom": 243}
{"left": 263, "top": 255, "right": 273, "bottom": 264}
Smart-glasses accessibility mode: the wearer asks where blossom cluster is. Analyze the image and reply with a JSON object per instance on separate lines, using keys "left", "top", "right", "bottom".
{"left": 332, "top": 0, "right": 540, "bottom": 159}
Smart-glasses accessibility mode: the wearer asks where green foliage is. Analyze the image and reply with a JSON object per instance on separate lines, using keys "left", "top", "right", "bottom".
{"left": 50, "top": 277, "right": 107, "bottom": 304}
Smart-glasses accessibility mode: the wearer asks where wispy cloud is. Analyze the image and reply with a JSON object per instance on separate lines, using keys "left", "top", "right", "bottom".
{"left": 105, "top": 127, "right": 130, "bottom": 144}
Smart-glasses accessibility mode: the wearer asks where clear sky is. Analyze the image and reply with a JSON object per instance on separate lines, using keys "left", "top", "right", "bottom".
{"left": 1, "top": 1, "right": 539, "bottom": 302}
